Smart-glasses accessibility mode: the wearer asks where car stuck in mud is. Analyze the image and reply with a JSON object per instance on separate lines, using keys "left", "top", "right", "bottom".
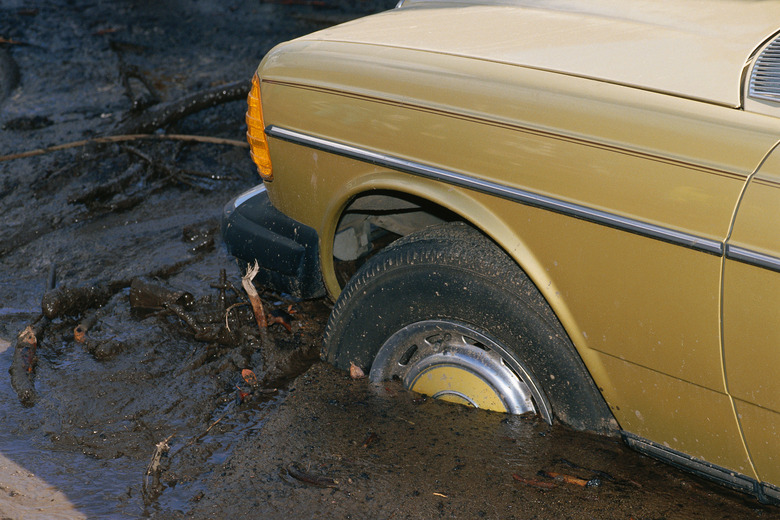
{"left": 222, "top": 0, "right": 780, "bottom": 504}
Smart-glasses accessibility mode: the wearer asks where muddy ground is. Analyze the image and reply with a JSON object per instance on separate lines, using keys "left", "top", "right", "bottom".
{"left": 0, "top": 1, "right": 778, "bottom": 519}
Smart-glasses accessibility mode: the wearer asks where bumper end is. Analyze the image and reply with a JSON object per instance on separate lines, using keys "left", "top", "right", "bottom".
{"left": 221, "top": 184, "right": 325, "bottom": 299}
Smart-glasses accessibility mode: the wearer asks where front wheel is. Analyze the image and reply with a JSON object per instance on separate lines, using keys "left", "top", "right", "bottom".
{"left": 323, "top": 222, "right": 615, "bottom": 432}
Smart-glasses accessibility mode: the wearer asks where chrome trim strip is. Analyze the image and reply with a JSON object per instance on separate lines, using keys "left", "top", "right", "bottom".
{"left": 622, "top": 432, "right": 759, "bottom": 494}
{"left": 726, "top": 245, "right": 780, "bottom": 273}
{"left": 267, "top": 126, "right": 724, "bottom": 255}
{"left": 233, "top": 183, "right": 267, "bottom": 210}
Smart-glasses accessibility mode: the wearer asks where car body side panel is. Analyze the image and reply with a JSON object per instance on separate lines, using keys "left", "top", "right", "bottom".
{"left": 258, "top": 45, "right": 772, "bottom": 390}
{"left": 724, "top": 145, "right": 780, "bottom": 486}
{"left": 594, "top": 352, "right": 755, "bottom": 477}
{"left": 265, "top": 136, "right": 757, "bottom": 476}
{"left": 256, "top": 41, "right": 778, "bottom": 479}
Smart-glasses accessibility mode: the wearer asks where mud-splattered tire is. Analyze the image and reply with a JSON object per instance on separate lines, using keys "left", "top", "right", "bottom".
{"left": 323, "top": 222, "right": 615, "bottom": 433}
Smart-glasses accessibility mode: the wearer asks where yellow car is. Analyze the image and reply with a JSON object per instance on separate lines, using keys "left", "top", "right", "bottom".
{"left": 221, "top": 0, "right": 780, "bottom": 503}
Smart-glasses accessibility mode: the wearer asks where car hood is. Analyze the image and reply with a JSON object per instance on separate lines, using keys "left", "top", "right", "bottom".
{"left": 296, "top": 0, "right": 780, "bottom": 107}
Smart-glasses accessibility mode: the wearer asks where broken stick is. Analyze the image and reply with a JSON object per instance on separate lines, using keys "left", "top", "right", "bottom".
{"left": 241, "top": 260, "right": 268, "bottom": 330}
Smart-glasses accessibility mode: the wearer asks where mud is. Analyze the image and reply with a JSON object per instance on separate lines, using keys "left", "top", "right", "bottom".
{"left": 0, "top": 1, "right": 778, "bottom": 519}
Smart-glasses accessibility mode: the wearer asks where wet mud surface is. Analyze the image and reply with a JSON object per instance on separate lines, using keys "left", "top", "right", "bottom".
{"left": 0, "top": 1, "right": 778, "bottom": 519}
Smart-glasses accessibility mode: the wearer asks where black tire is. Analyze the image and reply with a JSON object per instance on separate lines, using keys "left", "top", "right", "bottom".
{"left": 323, "top": 222, "right": 616, "bottom": 433}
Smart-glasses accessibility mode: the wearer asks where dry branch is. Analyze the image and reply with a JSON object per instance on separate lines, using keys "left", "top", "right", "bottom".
{"left": 0, "top": 133, "right": 247, "bottom": 163}
{"left": 242, "top": 261, "right": 268, "bottom": 330}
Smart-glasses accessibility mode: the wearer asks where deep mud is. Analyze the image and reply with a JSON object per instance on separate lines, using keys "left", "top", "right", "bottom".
{"left": 0, "top": 1, "right": 778, "bottom": 519}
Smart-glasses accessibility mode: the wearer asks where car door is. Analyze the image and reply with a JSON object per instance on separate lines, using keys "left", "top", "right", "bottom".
{"left": 724, "top": 142, "right": 780, "bottom": 499}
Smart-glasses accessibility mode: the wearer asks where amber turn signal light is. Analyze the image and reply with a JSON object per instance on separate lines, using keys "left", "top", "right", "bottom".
{"left": 246, "top": 73, "right": 273, "bottom": 181}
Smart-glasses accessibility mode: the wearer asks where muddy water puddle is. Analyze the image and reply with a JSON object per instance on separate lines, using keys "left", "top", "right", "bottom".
{"left": 0, "top": 339, "right": 140, "bottom": 519}
{"left": 0, "top": 327, "right": 776, "bottom": 519}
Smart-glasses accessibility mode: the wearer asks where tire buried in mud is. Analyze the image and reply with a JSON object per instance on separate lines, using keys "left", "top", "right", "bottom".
{"left": 323, "top": 222, "right": 616, "bottom": 433}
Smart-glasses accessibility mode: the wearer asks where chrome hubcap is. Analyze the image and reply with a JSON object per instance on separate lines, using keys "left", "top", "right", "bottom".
{"left": 369, "top": 320, "right": 552, "bottom": 421}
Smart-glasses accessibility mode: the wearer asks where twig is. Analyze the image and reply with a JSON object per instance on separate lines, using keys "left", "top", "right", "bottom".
{"left": 538, "top": 470, "right": 600, "bottom": 488}
{"left": 143, "top": 433, "right": 174, "bottom": 502}
{"left": 224, "top": 301, "right": 248, "bottom": 331}
{"left": 185, "top": 414, "right": 226, "bottom": 447}
{"left": 512, "top": 474, "right": 557, "bottom": 490}
{"left": 0, "top": 133, "right": 248, "bottom": 163}
{"left": 241, "top": 260, "right": 268, "bottom": 330}
{"left": 165, "top": 302, "right": 207, "bottom": 336}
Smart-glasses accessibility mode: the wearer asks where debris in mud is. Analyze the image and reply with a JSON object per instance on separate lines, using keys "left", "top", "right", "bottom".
{"left": 8, "top": 319, "right": 47, "bottom": 407}
{"left": 73, "top": 324, "right": 87, "bottom": 343}
{"left": 268, "top": 306, "right": 295, "bottom": 332}
{"left": 538, "top": 470, "right": 601, "bottom": 488}
{"left": 116, "top": 79, "right": 251, "bottom": 135}
{"left": 0, "top": 133, "right": 247, "bottom": 164}
{"left": 361, "top": 431, "right": 378, "bottom": 448}
{"left": 241, "top": 368, "right": 258, "bottom": 386}
{"left": 349, "top": 362, "right": 366, "bottom": 380}
{"left": 143, "top": 435, "right": 173, "bottom": 505}
{"left": 557, "top": 457, "right": 616, "bottom": 483}
{"left": 42, "top": 284, "right": 116, "bottom": 319}
{"left": 83, "top": 337, "right": 131, "bottom": 361}
{"left": 183, "top": 220, "right": 219, "bottom": 255}
{"left": 286, "top": 464, "right": 340, "bottom": 489}
{"left": 2, "top": 115, "right": 52, "bottom": 131}
{"left": 73, "top": 314, "right": 101, "bottom": 347}
{"left": 235, "top": 384, "right": 251, "bottom": 404}
{"left": 512, "top": 473, "right": 558, "bottom": 490}
{"left": 242, "top": 260, "right": 269, "bottom": 331}
{"left": 130, "top": 276, "right": 195, "bottom": 312}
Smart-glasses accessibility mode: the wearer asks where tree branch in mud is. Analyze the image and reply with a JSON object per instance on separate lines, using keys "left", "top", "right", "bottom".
{"left": 120, "top": 144, "right": 235, "bottom": 193}
{"left": 9, "top": 317, "right": 49, "bottom": 408}
{"left": 116, "top": 79, "right": 251, "bottom": 135}
{"left": 41, "top": 284, "right": 117, "bottom": 319}
{"left": 0, "top": 133, "right": 247, "bottom": 163}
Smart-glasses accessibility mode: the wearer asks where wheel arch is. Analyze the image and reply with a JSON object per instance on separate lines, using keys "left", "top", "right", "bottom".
{"left": 318, "top": 170, "right": 618, "bottom": 432}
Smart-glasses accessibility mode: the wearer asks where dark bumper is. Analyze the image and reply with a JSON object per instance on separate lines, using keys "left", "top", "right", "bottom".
{"left": 221, "top": 184, "right": 325, "bottom": 299}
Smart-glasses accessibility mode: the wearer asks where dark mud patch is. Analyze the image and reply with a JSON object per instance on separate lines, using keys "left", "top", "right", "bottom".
{"left": 154, "top": 363, "right": 775, "bottom": 520}
{"left": 0, "top": 47, "right": 19, "bottom": 105}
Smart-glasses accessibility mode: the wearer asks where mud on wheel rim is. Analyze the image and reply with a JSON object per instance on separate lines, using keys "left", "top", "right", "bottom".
{"left": 369, "top": 319, "right": 553, "bottom": 422}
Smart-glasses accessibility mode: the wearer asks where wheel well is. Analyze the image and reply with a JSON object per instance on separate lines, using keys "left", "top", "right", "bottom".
{"left": 332, "top": 191, "right": 461, "bottom": 286}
